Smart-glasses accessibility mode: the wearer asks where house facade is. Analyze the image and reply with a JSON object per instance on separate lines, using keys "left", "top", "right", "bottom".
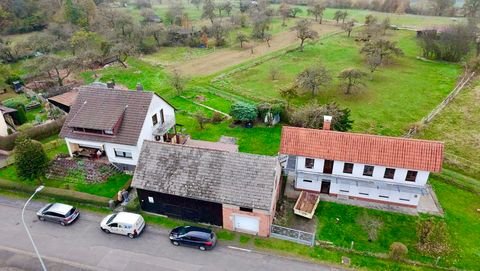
{"left": 280, "top": 119, "right": 444, "bottom": 207}
{"left": 60, "top": 86, "right": 176, "bottom": 171}
{"left": 132, "top": 141, "right": 282, "bottom": 237}
{"left": 0, "top": 105, "right": 17, "bottom": 136}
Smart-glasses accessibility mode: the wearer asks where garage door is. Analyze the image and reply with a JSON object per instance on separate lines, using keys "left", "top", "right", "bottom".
{"left": 234, "top": 215, "right": 259, "bottom": 234}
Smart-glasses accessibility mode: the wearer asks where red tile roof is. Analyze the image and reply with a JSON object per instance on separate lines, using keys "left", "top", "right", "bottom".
{"left": 280, "top": 126, "right": 444, "bottom": 172}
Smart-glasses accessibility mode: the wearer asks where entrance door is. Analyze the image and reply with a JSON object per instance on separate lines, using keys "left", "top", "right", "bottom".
{"left": 320, "top": 180, "right": 331, "bottom": 194}
{"left": 323, "top": 160, "right": 334, "bottom": 174}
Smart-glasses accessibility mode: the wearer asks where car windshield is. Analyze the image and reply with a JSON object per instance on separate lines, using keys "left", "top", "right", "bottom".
{"left": 106, "top": 214, "right": 117, "bottom": 224}
{"left": 65, "top": 208, "right": 76, "bottom": 217}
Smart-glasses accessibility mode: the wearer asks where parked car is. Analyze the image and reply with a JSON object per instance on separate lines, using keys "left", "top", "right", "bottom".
{"left": 100, "top": 212, "right": 145, "bottom": 239}
{"left": 169, "top": 226, "right": 217, "bottom": 251}
{"left": 36, "top": 203, "right": 79, "bottom": 226}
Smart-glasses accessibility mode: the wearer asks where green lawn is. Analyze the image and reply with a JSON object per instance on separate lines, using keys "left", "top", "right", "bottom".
{"left": 217, "top": 30, "right": 460, "bottom": 136}
{"left": 314, "top": 176, "right": 480, "bottom": 270}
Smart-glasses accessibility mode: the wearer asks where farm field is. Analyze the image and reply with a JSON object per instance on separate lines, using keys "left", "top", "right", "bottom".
{"left": 216, "top": 29, "right": 461, "bottom": 136}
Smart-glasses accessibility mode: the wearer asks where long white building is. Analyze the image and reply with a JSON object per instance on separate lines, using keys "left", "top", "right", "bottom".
{"left": 280, "top": 118, "right": 444, "bottom": 207}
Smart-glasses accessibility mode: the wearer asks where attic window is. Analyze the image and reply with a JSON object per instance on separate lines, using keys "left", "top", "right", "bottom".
{"left": 152, "top": 114, "right": 158, "bottom": 125}
{"left": 405, "top": 171, "right": 417, "bottom": 182}
{"left": 240, "top": 207, "right": 253, "bottom": 212}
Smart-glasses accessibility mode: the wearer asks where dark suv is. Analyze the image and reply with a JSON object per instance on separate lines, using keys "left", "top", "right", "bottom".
{"left": 169, "top": 226, "right": 217, "bottom": 251}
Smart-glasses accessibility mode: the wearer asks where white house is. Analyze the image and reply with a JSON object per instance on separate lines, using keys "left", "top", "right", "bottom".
{"left": 60, "top": 85, "right": 176, "bottom": 171}
{"left": 0, "top": 105, "right": 17, "bottom": 137}
{"left": 280, "top": 117, "right": 444, "bottom": 207}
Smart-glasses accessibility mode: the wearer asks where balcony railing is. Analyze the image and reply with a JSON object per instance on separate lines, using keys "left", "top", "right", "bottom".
{"left": 152, "top": 118, "right": 175, "bottom": 136}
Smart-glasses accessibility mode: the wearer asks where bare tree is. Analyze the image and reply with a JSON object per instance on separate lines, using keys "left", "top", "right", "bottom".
{"left": 269, "top": 65, "right": 280, "bottom": 80}
{"left": 279, "top": 86, "right": 298, "bottom": 109}
{"left": 264, "top": 32, "right": 272, "bottom": 47}
{"left": 236, "top": 32, "right": 249, "bottom": 48}
{"left": 194, "top": 111, "right": 209, "bottom": 129}
{"left": 202, "top": 0, "right": 216, "bottom": 25}
{"left": 338, "top": 68, "right": 367, "bottom": 94}
{"left": 170, "top": 69, "right": 187, "bottom": 95}
{"left": 342, "top": 19, "right": 356, "bottom": 37}
{"left": 308, "top": 1, "right": 326, "bottom": 24}
{"left": 279, "top": 3, "right": 292, "bottom": 26}
{"left": 429, "top": 0, "right": 455, "bottom": 16}
{"left": 290, "top": 7, "right": 302, "bottom": 18}
{"left": 464, "top": 0, "right": 480, "bottom": 17}
{"left": 361, "top": 39, "right": 403, "bottom": 65}
{"left": 296, "top": 65, "right": 331, "bottom": 96}
{"left": 293, "top": 19, "right": 319, "bottom": 51}
{"left": 33, "top": 55, "right": 78, "bottom": 86}
{"left": 210, "top": 20, "right": 229, "bottom": 46}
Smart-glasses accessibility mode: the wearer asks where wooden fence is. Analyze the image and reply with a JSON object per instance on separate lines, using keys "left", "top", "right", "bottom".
{"left": 405, "top": 72, "right": 475, "bottom": 137}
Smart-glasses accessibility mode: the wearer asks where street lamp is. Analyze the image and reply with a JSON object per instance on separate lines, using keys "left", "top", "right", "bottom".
{"left": 21, "top": 185, "right": 47, "bottom": 271}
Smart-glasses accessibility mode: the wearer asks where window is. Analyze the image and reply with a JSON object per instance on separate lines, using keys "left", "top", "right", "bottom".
{"left": 305, "top": 158, "right": 315, "bottom": 169}
{"left": 405, "top": 171, "right": 418, "bottom": 182}
{"left": 240, "top": 207, "right": 253, "bottom": 212}
{"left": 399, "top": 198, "right": 410, "bottom": 202}
{"left": 379, "top": 195, "right": 389, "bottom": 199}
{"left": 152, "top": 114, "right": 158, "bottom": 125}
{"left": 104, "top": 129, "right": 113, "bottom": 135}
{"left": 359, "top": 192, "right": 369, "bottom": 196}
{"left": 160, "top": 109, "right": 165, "bottom": 124}
{"left": 83, "top": 128, "right": 102, "bottom": 134}
{"left": 109, "top": 223, "right": 118, "bottom": 228}
{"left": 363, "top": 165, "right": 374, "bottom": 176}
{"left": 384, "top": 168, "right": 396, "bottom": 179}
{"left": 339, "top": 189, "right": 349, "bottom": 193}
{"left": 148, "top": 196, "right": 154, "bottom": 203}
{"left": 114, "top": 149, "right": 133, "bottom": 159}
{"left": 303, "top": 179, "right": 313, "bottom": 183}
{"left": 343, "top": 163, "right": 354, "bottom": 174}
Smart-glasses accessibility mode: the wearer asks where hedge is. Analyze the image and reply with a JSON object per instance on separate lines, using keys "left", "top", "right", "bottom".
{"left": 0, "top": 116, "right": 66, "bottom": 151}
{"left": 0, "top": 178, "right": 110, "bottom": 206}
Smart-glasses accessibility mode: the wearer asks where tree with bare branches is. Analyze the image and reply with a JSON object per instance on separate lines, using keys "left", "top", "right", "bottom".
{"left": 338, "top": 68, "right": 367, "bottom": 94}
{"left": 293, "top": 19, "right": 318, "bottom": 51}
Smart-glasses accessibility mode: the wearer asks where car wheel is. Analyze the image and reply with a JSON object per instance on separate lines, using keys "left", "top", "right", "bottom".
{"left": 38, "top": 216, "right": 45, "bottom": 221}
{"left": 103, "top": 228, "right": 110, "bottom": 234}
{"left": 199, "top": 246, "right": 206, "bottom": 251}
{"left": 127, "top": 233, "right": 135, "bottom": 239}
{"left": 172, "top": 241, "right": 179, "bottom": 246}
{"left": 60, "top": 221, "right": 66, "bottom": 226}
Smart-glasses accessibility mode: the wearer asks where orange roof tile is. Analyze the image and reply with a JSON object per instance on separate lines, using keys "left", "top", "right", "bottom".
{"left": 280, "top": 126, "right": 444, "bottom": 172}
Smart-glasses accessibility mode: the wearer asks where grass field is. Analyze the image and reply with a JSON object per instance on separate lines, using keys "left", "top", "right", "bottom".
{"left": 216, "top": 29, "right": 460, "bottom": 136}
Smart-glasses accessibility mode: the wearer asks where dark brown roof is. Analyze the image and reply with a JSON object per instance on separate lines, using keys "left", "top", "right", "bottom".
{"left": 280, "top": 126, "right": 444, "bottom": 172}
{"left": 47, "top": 90, "right": 79, "bottom": 107}
{"left": 60, "top": 87, "right": 154, "bottom": 146}
{"left": 132, "top": 141, "right": 278, "bottom": 211}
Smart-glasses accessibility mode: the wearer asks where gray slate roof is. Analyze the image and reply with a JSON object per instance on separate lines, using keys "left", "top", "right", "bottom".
{"left": 60, "top": 86, "right": 154, "bottom": 146}
{"left": 132, "top": 141, "right": 278, "bottom": 211}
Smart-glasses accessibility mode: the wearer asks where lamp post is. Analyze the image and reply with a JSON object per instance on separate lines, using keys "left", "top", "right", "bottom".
{"left": 21, "top": 185, "right": 47, "bottom": 271}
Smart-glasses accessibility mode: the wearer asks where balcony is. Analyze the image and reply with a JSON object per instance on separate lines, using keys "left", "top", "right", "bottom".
{"left": 152, "top": 117, "right": 175, "bottom": 136}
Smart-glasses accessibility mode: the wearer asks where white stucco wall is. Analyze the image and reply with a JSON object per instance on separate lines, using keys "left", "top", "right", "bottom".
{"left": 136, "top": 94, "right": 176, "bottom": 147}
{"left": 65, "top": 137, "right": 138, "bottom": 166}
{"left": 0, "top": 114, "right": 8, "bottom": 137}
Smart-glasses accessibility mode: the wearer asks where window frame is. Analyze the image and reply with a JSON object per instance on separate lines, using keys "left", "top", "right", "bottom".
{"left": 304, "top": 158, "right": 315, "bottom": 169}
{"left": 405, "top": 170, "right": 418, "bottom": 182}
{"left": 152, "top": 114, "right": 158, "bottom": 125}
{"left": 343, "top": 163, "right": 354, "bottom": 174}
{"left": 160, "top": 109, "right": 165, "bottom": 124}
{"left": 384, "top": 168, "right": 396, "bottom": 179}
{"left": 114, "top": 149, "right": 133, "bottom": 159}
{"left": 363, "top": 165, "right": 374, "bottom": 177}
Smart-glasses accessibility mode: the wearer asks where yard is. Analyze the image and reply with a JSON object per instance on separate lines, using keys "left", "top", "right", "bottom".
{"left": 216, "top": 29, "right": 461, "bottom": 136}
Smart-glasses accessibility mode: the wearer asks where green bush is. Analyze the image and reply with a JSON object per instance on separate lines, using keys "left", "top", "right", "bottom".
{"left": 14, "top": 104, "right": 28, "bottom": 125}
{"left": 230, "top": 102, "right": 257, "bottom": 122}
{"left": 389, "top": 242, "right": 408, "bottom": 261}
{"left": 14, "top": 135, "right": 48, "bottom": 180}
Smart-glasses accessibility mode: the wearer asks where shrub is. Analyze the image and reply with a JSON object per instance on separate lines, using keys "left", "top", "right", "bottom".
{"left": 417, "top": 218, "right": 450, "bottom": 256}
{"left": 14, "top": 135, "right": 49, "bottom": 180}
{"left": 389, "top": 242, "right": 408, "bottom": 261}
{"left": 357, "top": 212, "right": 383, "bottom": 242}
{"left": 211, "top": 112, "right": 225, "bottom": 123}
{"left": 230, "top": 102, "right": 257, "bottom": 122}
{"left": 289, "top": 102, "right": 353, "bottom": 131}
{"left": 14, "top": 104, "right": 28, "bottom": 125}
{"left": 194, "top": 111, "right": 210, "bottom": 129}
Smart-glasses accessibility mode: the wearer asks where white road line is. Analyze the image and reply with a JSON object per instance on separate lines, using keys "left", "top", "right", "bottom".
{"left": 227, "top": 246, "right": 252, "bottom": 253}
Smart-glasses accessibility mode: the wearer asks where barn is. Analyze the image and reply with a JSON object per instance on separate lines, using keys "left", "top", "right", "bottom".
{"left": 131, "top": 141, "right": 281, "bottom": 236}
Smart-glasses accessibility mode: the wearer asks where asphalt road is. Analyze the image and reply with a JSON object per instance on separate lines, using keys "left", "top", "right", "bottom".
{"left": 0, "top": 197, "right": 338, "bottom": 271}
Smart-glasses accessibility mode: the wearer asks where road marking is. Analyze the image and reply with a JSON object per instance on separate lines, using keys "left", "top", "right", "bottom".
{"left": 227, "top": 246, "right": 252, "bottom": 252}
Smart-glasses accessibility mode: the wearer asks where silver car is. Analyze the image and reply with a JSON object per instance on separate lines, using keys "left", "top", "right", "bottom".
{"left": 37, "top": 203, "right": 80, "bottom": 226}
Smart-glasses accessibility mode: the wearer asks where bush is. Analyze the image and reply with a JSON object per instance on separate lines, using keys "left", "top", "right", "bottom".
{"left": 389, "top": 242, "right": 408, "bottom": 261}
{"left": 14, "top": 104, "right": 28, "bottom": 125}
{"left": 417, "top": 218, "right": 450, "bottom": 256}
{"left": 230, "top": 102, "right": 257, "bottom": 122}
{"left": 357, "top": 212, "right": 383, "bottom": 242}
{"left": 211, "top": 112, "right": 225, "bottom": 123}
{"left": 289, "top": 102, "right": 353, "bottom": 131}
{"left": 14, "top": 135, "right": 49, "bottom": 180}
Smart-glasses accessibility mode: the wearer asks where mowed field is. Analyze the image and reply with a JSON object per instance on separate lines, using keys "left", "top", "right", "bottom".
{"left": 215, "top": 29, "right": 461, "bottom": 136}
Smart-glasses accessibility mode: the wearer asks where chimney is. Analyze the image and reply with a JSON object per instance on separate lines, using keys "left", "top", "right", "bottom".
{"left": 136, "top": 83, "right": 143, "bottom": 92}
{"left": 323, "top": 115, "right": 332, "bottom": 130}
{"left": 107, "top": 79, "right": 115, "bottom": 89}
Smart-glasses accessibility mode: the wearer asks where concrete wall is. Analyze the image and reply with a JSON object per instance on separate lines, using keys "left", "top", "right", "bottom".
{"left": 136, "top": 94, "right": 176, "bottom": 147}
{"left": 222, "top": 205, "right": 272, "bottom": 237}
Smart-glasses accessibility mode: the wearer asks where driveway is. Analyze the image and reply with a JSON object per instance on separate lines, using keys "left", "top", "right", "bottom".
{"left": 0, "top": 196, "right": 340, "bottom": 271}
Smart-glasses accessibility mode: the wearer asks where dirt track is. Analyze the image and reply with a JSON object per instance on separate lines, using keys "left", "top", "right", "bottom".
{"left": 172, "top": 22, "right": 341, "bottom": 76}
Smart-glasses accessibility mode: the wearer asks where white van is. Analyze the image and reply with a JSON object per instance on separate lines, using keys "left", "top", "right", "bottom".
{"left": 100, "top": 212, "right": 145, "bottom": 239}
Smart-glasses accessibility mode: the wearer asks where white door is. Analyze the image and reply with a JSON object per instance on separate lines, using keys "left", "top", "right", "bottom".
{"left": 234, "top": 215, "right": 259, "bottom": 234}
